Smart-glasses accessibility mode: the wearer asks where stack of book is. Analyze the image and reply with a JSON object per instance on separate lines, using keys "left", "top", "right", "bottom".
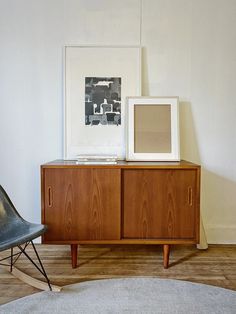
{"left": 76, "top": 155, "right": 118, "bottom": 165}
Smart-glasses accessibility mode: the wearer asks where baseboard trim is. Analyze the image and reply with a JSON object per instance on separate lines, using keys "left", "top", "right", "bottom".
{"left": 205, "top": 225, "right": 236, "bottom": 244}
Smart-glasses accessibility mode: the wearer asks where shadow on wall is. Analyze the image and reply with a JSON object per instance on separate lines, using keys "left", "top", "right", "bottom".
{"left": 179, "top": 101, "right": 236, "bottom": 244}
{"left": 179, "top": 101, "right": 201, "bottom": 162}
{"left": 201, "top": 168, "right": 236, "bottom": 244}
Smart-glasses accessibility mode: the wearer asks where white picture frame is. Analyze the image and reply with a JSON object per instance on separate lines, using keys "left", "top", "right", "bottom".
{"left": 126, "top": 96, "right": 180, "bottom": 161}
{"left": 64, "top": 45, "right": 141, "bottom": 159}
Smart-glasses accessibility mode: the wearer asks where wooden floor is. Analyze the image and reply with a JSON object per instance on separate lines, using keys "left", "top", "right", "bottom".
{"left": 0, "top": 244, "right": 236, "bottom": 305}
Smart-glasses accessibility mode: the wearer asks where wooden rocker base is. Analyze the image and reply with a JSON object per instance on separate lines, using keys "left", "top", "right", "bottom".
{"left": 0, "top": 241, "right": 62, "bottom": 292}
{"left": 1, "top": 264, "right": 61, "bottom": 292}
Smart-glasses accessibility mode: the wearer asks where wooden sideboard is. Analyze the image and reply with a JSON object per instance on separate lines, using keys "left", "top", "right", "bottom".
{"left": 41, "top": 160, "right": 200, "bottom": 268}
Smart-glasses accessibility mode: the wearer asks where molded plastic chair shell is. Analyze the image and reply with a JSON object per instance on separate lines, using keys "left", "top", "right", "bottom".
{"left": 0, "top": 185, "right": 47, "bottom": 252}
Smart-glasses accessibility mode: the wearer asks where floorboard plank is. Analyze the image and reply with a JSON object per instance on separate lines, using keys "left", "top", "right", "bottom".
{"left": 0, "top": 244, "right": 236, "bottom": 305}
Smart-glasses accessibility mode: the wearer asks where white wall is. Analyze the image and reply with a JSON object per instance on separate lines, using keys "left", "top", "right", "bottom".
{"left": 0, "top": 0, "right": 235, "bottom": 243}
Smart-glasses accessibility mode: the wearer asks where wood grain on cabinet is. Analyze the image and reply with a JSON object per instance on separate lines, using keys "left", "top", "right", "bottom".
{"left": 41, "top": 160, "right": 200, "bottom": 268}
{"left": 123, "top": 169, "right": 198, "bottom": 240}
{"left": 42, "top": 168, "right": 121, "bottom": 242}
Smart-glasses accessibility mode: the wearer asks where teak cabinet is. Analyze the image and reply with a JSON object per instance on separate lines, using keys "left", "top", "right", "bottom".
{"left": 41, "top": 160, "right": 200, "bottom": 268}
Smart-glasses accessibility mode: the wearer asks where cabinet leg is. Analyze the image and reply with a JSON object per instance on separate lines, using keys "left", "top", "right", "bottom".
{"left": 163, "top": 244, "right": 170, "bottom": 269}
{"left": 71, "top": 244, "right": 78, "bottom": 268}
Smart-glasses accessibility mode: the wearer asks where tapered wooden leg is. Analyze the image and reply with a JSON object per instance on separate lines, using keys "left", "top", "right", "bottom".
{"left": 163, "top": 244, "right": 170, "bottom": 269}
{"left": 71, "top": 244, "right": 78, "bottom": 268}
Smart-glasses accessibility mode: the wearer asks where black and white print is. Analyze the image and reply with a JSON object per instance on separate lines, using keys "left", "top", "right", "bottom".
{"left": 85, "top": 77, "right": 121, "bottom": 126}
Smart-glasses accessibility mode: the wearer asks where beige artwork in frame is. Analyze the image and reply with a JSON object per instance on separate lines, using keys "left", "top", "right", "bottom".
{"left": 126, "top": 97, "right": 180, "bottom": 161}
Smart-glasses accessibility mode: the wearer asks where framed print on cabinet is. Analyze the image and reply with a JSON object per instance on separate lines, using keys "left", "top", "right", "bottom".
{"left": 126, "top": 97, "right": 180, "bottom": 161}
{"left": 64, "top": 45, "right": 141, "bottom": 159}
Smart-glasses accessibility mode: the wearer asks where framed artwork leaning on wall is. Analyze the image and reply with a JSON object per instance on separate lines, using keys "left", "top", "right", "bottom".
{"left": 126, "top": 96, "right": 180, "bottom": 161}
{"left": 64, "top": 45, "right": 141, "bottom": 160}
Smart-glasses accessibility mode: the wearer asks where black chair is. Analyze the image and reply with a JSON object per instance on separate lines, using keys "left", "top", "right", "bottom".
{"left": 0, "top": 185, "right": 53, "bottom": 291}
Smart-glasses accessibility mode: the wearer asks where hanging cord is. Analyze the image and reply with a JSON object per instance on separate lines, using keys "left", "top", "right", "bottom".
{"left": 139, "top": 0, "right": 143, "bottom": 95}
{"left": 139, "top": 0, "right": 143, "bottom": 46}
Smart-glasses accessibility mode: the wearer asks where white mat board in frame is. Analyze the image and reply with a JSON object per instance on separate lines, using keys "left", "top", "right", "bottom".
{"left": 126, "top": 97, "right": 180, "bottom": 161}
{"left": 64, "top": 46, "right": 141, "bottom": 159}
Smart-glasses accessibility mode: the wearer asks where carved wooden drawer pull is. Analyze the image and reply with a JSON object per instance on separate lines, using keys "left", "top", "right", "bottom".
{"left": 188, "top": 187, "right": 193, "bottom": 206}
{"left": 48, "top": 186, "right": 53, "bottom": 207}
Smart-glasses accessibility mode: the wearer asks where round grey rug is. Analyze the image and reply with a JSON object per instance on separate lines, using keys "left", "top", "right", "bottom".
{"left": 0, "top": 278, "right": 236, "bottom": 314}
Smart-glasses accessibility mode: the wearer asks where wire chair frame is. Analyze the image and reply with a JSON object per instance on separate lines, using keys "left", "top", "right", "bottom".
{"left": 0, "top": 241, "right": 52, "bottom": 291}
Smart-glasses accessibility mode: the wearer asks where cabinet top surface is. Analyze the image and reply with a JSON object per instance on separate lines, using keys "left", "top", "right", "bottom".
{"left": 41, "top": 160, "right": 200, "bottom": 169}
